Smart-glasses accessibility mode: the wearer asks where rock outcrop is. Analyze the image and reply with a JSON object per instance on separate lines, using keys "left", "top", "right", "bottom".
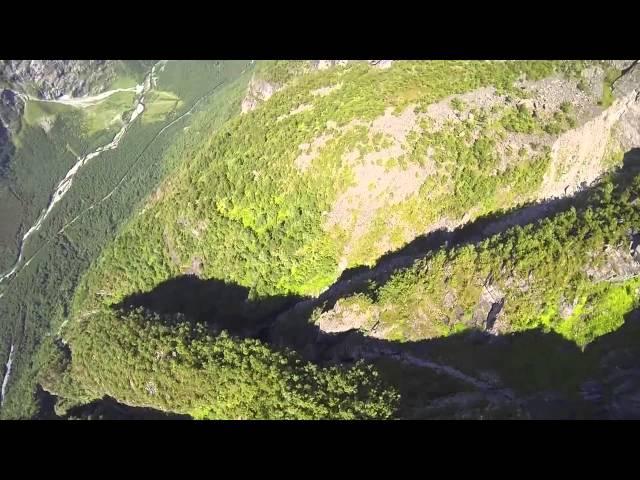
{"left": 0, "top": 89, "right": 24, "bottom": 175}
{"left": 309, "top": 60, "right": 393, "bottom": 70}
{"left": 241, "top": 77, "right": 281, "bottom": 113}
{"left": 0, "top": 89, "right": 24, "bottom": 133}
{"left": 310, "top": 60, "right": 350, "bottom": 70}
{"left": 585, "top": 242, "right": 640, "bottom": 283}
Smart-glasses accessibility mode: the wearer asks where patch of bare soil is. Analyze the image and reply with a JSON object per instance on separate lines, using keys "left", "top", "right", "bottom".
{"left": 322, "top": 106, "right": 435, "bottom": 264}
{"left": 424, "top": 87, "right": 506, "bottom": 132}
{"left": 310, "top": 83, "right": 343, "bottom": 97}
{"left": 294, "top": 133, "right": 334, "bottom": 171}
{"left": 39, "top": 115, "right": 55, "bottom": 133}
{"left": 517, "top": 74, "right": 601, "bottom": 124}
{"left": 540, "top": 91, "right": 638, "bottom": 199}
{"left": 277, "top": 102, "right": 314, "bottom": 122}
{"left": 185, "top": 257, "right": 204, "bottom": 277}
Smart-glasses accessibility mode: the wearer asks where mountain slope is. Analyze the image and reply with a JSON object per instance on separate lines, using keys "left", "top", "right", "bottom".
{"left": 72, "top": 60, "right": 639, "bottom": 309}
{"left": 41, "top": 60, "right": 640, "bottom": 419}
{"left": 282, "top": 162, "right": 640, "bottom": 347}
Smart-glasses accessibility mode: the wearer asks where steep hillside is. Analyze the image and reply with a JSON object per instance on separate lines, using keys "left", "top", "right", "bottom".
{"left": 41, "top": 60, "right": 640, "bottom": 419}
{"left": 0, "top": 60, "right": 153, "bottom": 99}
{"left": 73, "top": 61, "right": 639, "bottom": 306}
{"left": 0, "top": 60, "right": 254, "bottom": 418}
{"left": 51, "top": 163, "right": 640, "bottom": 419}
{"left": 277, "top": 160, "right": 640, "bottom": 347}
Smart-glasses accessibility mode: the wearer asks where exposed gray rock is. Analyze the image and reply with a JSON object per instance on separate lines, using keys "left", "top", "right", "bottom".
{"left": 485, "top": 299, "right": 505, "bottom": 331}
{"left": 0, "top": 89, "right": 24, "bottom": 176}
{"left": 310, "top": 60, "right": 392, "bottom": 71}
{"left": 559, "top": 296, "right": 578, "bottom": 319}
{"left": 612, "top": 61, "right": 640, "bottom": 98}
{"left": 241, "top": 77, "right": 281, "bottom": 113}
{"left": 471, "top": 281, "right": 505, "bottom": 331}
{"left": 609, "top": 60, "right": 638, "bottom": 71}
{"left": 0, "top": 89, "right": 24, "bottom": 133}
{"left": 315, "top": 298, "right": 374, "bottom": 334}
{"left": 0, "top": 60, "right": 117, "bottom": 99}
{"left": 611, "top": 62, "right": 640, "bottom": 152}
{"left": 310, "top": 60, "right": 350, "bottom": 70}
{"left": 584, "top": 244, "right": 640, "bottom": 283}
{"left": 369, "top": 60, "right": 393, "bottom": 69}
{"left": 580, "top": 65, "right": 606, "bottom": 100}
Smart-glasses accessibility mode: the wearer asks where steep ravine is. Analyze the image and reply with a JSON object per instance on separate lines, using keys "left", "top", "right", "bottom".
{"left": 276, "top": 62, "right": 640, "bottom": 330}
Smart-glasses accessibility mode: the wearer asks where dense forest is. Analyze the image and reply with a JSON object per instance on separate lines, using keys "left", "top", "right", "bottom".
{"left": 2, "top": 59, "right": 639, "bottom": 419}
{"left": 71, "top": 60, "right": 610, "bottom": 320}
{"left": 42, "top": 308, "right": 397, "bottom": 419}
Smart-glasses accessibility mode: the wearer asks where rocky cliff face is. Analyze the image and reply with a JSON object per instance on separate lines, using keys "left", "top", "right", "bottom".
{"left": 241, "top": 77, "right": 281, "bottom": 113}
{"left": 0, "top": 60, "right": 117, "bottom": 100}
{"left": 0, "top": 89, "right": 24, "bottom": 176}
{"left": 0, "top": 89, "right": 24, "bottom": 132}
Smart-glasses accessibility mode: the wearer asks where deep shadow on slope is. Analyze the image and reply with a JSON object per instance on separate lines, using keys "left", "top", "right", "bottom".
{"left": 35, "top": 386, "right": 190, "bottom": 420}
{"left": 63, "top": 396, "right": 191, "bottom": 420}
{"left": 88, "top": 273, "right": 640, "bottom": 419}
{"left": 43, "top": 301, "right": 640, "bottom": 419}
{"left": 104, "top": 272, "right": 640, "bottom": 419}
{"left": 56, "top": 149, "right": 640, "bottom": 419}
{"left": 266, "top": 304, "right": 640, "bottom": 419}
{"left": 117, "top": 275, "right": 304, "bottom": 338}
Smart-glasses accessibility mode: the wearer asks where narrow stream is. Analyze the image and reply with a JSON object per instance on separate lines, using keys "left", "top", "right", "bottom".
{"left": 1, "top": 344, "right": 15, "bottom": 407}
